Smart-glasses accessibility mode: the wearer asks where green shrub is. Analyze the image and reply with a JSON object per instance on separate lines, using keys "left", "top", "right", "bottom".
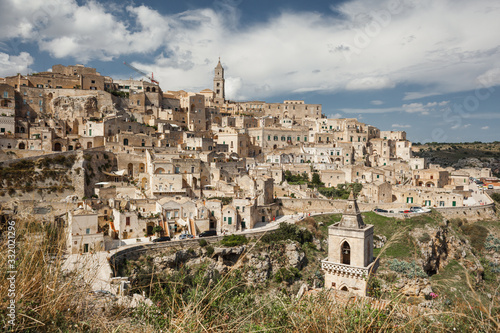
{"left": 389, "top": 259, "right": 427, "bottom": 278}
{"left": 261, "top": 223, "right": 313, "bottom": 244}
{"left": 460, "top": 224, "right": 488, "bottom": 251}
{"left": 274, "top": 267, "right": 300, "bottom": 283}
{"left": 206, "top": 246, "right": 214, "bottom": 257}
{"left": 220, "top": 234, "right": 248, "bottom": 247}
{"left": 485, "top": 234, "right": 500, "bottom": 252}
{"left": 198, "top": 239, "right": 208, "bottom": 247}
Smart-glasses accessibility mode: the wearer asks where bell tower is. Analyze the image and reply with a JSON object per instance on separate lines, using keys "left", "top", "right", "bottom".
{"left": 213, "top": 58, "right": 225, "bottom": 104}
{"left": 322, "top": 191, "right": 378, "bottom": 296}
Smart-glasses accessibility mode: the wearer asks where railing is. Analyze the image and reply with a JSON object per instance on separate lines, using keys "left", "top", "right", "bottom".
{"left": 321, "top": 259, "right": 378, "bottom": 279}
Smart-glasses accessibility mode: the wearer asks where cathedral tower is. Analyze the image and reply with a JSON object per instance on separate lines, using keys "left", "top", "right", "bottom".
{"left": 213, "top": 58, "right": 225, "bottom": 104}
{"left": 322, "top": 192, "right": 378, "bottom": 296}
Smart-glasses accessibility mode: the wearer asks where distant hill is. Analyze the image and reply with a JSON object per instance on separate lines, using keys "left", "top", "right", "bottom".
{"left": 413, "top": 142, "right": 500, "bottom": 177}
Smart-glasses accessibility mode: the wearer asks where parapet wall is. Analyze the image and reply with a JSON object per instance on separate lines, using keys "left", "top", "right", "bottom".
{"left": 435, "top": 203, "right": 496, "bottom": 222}
{"left": 278, "top": 198, "right": 497, "bottom": 222}
{"left": 277, "top": 198, "right": 408, "bottom": 214}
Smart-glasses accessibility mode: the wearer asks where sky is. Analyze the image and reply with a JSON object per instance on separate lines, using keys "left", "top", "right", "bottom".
{"left": 0, "top": 0, "right": 499, "bottom": 143}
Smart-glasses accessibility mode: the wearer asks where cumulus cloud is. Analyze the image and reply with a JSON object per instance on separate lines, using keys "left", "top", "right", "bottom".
{"left": 0, "top": 51, "right": 33, "bottom": 77}
{"left": 1, "top": 0, "right": 500, "bottom": 100}
{"left": 370, "top": 100, "right": 384, "bottom": 105}
{"left": 481, "top": 126, "right": 489, "bottom": 130}
{"left": 402, "top": 101, "right": 449, "bottom": 115}
{"left": 392, "top": 124, "right": 411, "bottom": 128}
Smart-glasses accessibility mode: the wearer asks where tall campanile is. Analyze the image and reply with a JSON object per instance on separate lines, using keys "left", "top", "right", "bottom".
{"left": 213, "top": 57, "right": 225, "bottom": 104}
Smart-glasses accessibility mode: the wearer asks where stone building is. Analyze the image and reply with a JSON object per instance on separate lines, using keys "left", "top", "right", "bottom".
{"left": 66, "top": 208, "right": 104, "bottom": 254}
{"left": 322, "top": 192, "right": 378, "bottom": 296}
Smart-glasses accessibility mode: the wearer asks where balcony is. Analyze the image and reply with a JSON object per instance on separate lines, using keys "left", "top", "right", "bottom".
{"left": 321, "top": 259, "right": 378, "bottom": 279}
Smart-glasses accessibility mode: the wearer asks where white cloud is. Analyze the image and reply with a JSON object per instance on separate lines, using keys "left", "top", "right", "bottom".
{"left": 451, "top": 123, "right": 471, "bottom": 130}
{"left": 0, "top": 51, "right": 33, "bottom": 77}
{"left": 345, "top": 77, "right": 395, "bottom": 90}
{"left": 370, "top": 100, "right": 384, "bottom": 105}
{"left": 402, "top": 101, "right": 449, "bottom": 115}
{"left": 1, "top": 0, "right": 500, "bottom": 99}
{"left": 340, "top": 100, "right": 449, "bottom": 115}
{"left": 481, "top": 126, "right": 489, "bottom": 130}
{"left": 403, "top": 92, "right": 442, "bottom": 101}
{"left": 392, "top": 124, "right": 411, "bottom": 128}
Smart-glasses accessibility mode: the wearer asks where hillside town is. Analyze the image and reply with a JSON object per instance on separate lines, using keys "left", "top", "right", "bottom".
{"left": 0, "top": 59, "right": 496, "bottom": 255}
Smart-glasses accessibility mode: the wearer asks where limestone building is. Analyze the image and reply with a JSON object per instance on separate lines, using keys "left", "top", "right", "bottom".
{"left": 322, "top": 192, "right": 378, "bottom": 296}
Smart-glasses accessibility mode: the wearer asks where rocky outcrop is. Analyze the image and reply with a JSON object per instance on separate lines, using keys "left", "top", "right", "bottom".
{"left": 285, "top": 242, "right": 307, "bottom": 269}
{"left": 412, "top": 225, "right": 483, "bottom": 281}
{"left": 49, "top": 95, "right": 99, "bottom": 120}
{"left": 147, "top": 241, "right": 308, "bottom": 286}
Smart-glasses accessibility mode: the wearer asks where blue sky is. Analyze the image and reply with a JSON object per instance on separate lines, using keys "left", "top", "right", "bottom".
{"left": 1, "top": 0, "right": 499, "bottom": 143}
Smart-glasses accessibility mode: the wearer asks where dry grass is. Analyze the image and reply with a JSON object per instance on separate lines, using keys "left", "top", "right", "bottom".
{"left": 1, "top": 218, "right": 500, "bottom": 332}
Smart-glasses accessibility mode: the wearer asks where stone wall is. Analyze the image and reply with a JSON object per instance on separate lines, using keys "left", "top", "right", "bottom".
{"left": 435, "top": 203, "right": 496, "bottom": 222}
{"left": 277, "top": 198, "right": 406, "bottom": 214}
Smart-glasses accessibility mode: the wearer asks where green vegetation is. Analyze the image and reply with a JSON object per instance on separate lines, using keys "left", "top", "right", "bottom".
{"left": 460, "top": 223, "right": 489, "bottom": 251}
{"left": 198, "top": 239, "right": 208, "bottom": 247}
{"left": 261, "top": 222, "right": 313, "bottom": 244}
{"left": 389, "top": 259, "right": 427, "bottom": 278}
{"left": 109, "top": 90, "right": 129, "bottom": 98}
{"left": 220, "top": 234, "right": 248, "bottom": 247}
{"left": 318, "top": 183, "right": 363, "bottom": 199}
{"left": 207, "top": 196, "right": 233, "bottom": 205}
{"left": 284, "top": 170, "right": 309, "bottom": 184}
{"left": 274, "top": 267, "right": 300, "bottom": 283}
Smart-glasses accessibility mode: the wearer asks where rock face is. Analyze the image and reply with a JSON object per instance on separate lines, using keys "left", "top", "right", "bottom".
{"left": 285, "top": 243, "right": 307, "bottom": 269}
{"left": 413, "top": 226, "right": 466, "bottom": 275}
{"left": 49, "top": 95, "right": 99, "bottom": 120}
{"left": 412, "top": 225, "right": 483, "bottom": 281}
{"left": 146, "top": 241, "right": 308, "bottom": 285}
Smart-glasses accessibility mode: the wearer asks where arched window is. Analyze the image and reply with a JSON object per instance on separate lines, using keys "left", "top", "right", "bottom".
{"left": 341, "top": 241, "right": 351, "bottom": 265}
{"left": 123, "top": 138, "right": 128, "bottom": 146}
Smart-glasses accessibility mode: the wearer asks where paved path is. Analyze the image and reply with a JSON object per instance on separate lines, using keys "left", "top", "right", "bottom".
{"left": 62, "top": 251, "right": 114, "bottom": 292}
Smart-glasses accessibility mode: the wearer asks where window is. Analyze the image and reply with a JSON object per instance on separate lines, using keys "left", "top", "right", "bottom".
{"left": 228, "top": 217, "right": 232, "bottom": 225}
{"left": 3, "top": 92, "right": 7, "bottom": 98}
{"left": 0, "top": 128, "right": 4, "bottom": 133}
{"left": 126, "top": 217, "right": 130, "bottom": 226}
{"left": 86, "top": 228, "right": 90, "bottom": 234}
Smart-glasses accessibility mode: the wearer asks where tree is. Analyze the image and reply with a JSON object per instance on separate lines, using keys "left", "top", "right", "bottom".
{"left": 153, "top": 225, "right": 164, "bottom": 236}
{"left": 311, "top": 173, "right": 323, "bottom": 187}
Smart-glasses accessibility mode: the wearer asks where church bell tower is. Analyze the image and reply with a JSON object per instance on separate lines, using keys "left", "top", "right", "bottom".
{"left": 322, "top": 192, "right": 378, "bottom": 296}
{"left": 213, "top": 58, "right": 225, "bottom": 104}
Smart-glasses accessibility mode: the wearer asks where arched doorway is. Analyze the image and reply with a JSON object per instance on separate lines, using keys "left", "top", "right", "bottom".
{"left": 341, "top": 286, "right": 349, "bottom": 292}
{"left": 139, "top": 163, "right": 145, "bottom": 173}
{"left": 341, "top": 241, "right": 351, "bottom": 265}
{"left": 141, "top": 177, "right": 147, "bottom": 189}
{"left": 87, "top": 142, "right": 92, "bottom": 148}
{"left": 127, "top": 163, "right": 133, "bottom": 177}
{"left": 53, "top": 142, "right": 62, "bottom": 151}
{"left": 123, "top": 138, "right": 129, "bottom": 146}
{"left": 18, "top": 142, "right": 25, "bottom": 150}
